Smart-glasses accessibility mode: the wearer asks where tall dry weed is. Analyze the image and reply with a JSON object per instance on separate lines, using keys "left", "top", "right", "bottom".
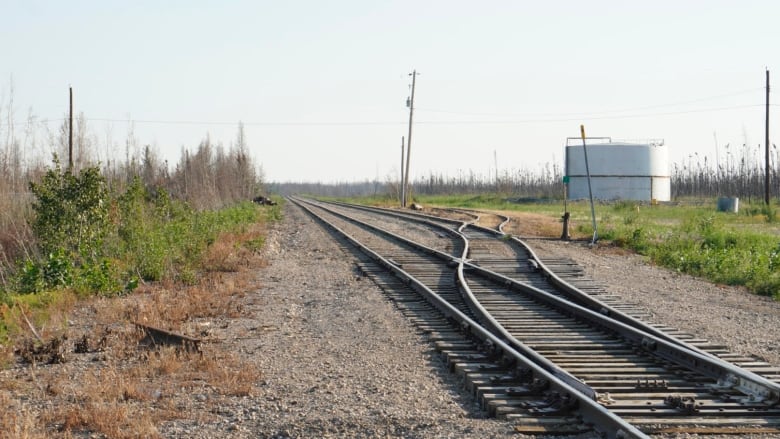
{"left": 52, "top": 402, "right": 159, "bottom": 439}
{"left": 0, "top": 192, "right": 35, "bottom": 287}
{"left": 201, "top": 225, "right": 269, "bottom": 274}
{"left": 0, "top": 395, "right": 44, "bottom": 439}
{"left": 194, "top": 349, "right": 262, "bottom": 397}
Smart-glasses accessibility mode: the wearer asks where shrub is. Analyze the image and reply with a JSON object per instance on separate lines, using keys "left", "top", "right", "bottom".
{"left": 18, "top": 249, "right": 75, "bottom": 294}
{"left": 8, "top": 157, "right": 270, "bottom": 301}
{"left": 29, "top": 159, "right": 110, "bottom": 263}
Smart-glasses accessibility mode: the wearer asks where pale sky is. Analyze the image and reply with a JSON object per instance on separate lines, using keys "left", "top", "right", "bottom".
{"left": 1, "top": 1, "right": 778, "bottom": 183}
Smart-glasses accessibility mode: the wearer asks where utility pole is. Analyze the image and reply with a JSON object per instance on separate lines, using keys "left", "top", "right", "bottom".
{"left": 69, "top": 86, "right": 73, "bottom": 171}
{"left": 400, "top": 136, "right": 405, "bottom": 206}
{"left": 765, "top": 69, "right": 771, "bottom": 205}
{"left": 403, "top": 70, "right": 418, "bottom": 207}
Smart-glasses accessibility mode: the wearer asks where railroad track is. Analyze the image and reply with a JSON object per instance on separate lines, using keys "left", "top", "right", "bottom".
{"left": 290, "top": 197, "right": 780, "bottom": 438}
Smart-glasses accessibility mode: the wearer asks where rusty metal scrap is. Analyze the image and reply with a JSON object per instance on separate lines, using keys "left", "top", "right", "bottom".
{"left": 134, "top": 322, "right": 202, "bottom": 352}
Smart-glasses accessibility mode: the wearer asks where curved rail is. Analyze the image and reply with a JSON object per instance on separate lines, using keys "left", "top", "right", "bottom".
{"left": 326, "top": 200, "right": 780, "bottom": 406}
{"left": 292, "top": 196, "right": 647, "bottom": 438}
{"left": 296, "top": 199, "right": 780, "bottom": 432}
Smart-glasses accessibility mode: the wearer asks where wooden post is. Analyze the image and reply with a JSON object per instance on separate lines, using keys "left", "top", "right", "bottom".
{"left": 580, "top": 125, "right": 598, "bottom": 244}
{"left": 400, "top": 136, "right": 405, "bottom": 206}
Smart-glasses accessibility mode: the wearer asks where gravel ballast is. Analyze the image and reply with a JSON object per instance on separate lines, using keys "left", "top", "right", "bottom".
{"left": 199, "top": 202, "right": 520, "bottom": 438}
{"left": 527, "top": 238, "right": 780, "bottom": 368}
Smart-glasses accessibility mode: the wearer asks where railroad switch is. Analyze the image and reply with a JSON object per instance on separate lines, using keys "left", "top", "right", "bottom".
{"left": 561, "top": 212, "right": 571, "bottom": 240}
{"left": 491, "top": 367, "right": 534, "bottom": 385}
{"left": 710, "top": 373, "right": 778, "bottom": 404}
{"left": 664, "top": 394, "right": 700, "bottom": 414}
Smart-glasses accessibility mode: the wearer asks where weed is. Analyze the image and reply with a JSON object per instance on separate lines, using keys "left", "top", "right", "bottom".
{"left": 245, "top": 235, "right": 266, "bottom": 252}
{"left": 17, "top": 249, "right": 73, "bottom": 294}
{"left": 612, "top": 200, "right": 637, "bottom": 211}
{"left": 762, "top": 204, "right": 777, "bottom": 223}
{"left": 0, "top": 391, "right": 43, "bottom": 439}
{"left": 194, "top": 350, "right": 262, "bottom": 397}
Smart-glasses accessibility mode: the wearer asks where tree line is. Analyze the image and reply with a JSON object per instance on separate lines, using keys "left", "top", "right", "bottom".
{"left": 274, "top": 148, "right": 780, "bottom": 203}
{"left": 0, "top": 87, "right": 264, "bottom": 284}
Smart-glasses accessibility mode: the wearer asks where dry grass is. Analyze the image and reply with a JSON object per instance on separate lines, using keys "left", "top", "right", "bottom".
{"left": 472, "top": 211, "right": 507, "bottom": 230}
{"left": 501, "top": 210, "right": 579, "bottom": 238}
{"left": 0, "top": 221, "right": 268, "bottom": 437}
{"left": 130, "top": 281, "right": 246, "bottom": 331}
{"left": 201, "top": 225, "right": 269, "bottom": 273}
{"left": 0, "top": 341, "right": 14, "bottom": 369}
{"left": 0, "top": 418, "right": 43, "bottom": 439}
{"left": 0, "top": 390, "right": 45, "bottom": 439}
{"left": 0, "top": 191, "right": 35, "bottom": 287}
{"left": 0, "top": 291, "right": 78, "bottom": 369}
{"left": 194, "top": 350, "right": 262, "bottom": 397}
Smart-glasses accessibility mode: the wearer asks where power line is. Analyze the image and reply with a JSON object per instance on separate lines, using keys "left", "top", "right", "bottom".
{"left": 8, "top": 103, "right": 778, "bottom": 129}
{"left": 416, "top": 87, "right": 764, "bottom": 118}
{"left": 414, "top": 104, "right": 767, "bottom": 125}
{"left": 25, "top": 118, "right": 405, "bottom": 127}
{"left": 89, "top": 118, "right": 405, "bottom": 127}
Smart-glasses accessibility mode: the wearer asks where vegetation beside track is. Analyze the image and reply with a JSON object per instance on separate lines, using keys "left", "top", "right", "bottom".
{"left": 0, "top": 160, "right": 281, "bottom": 347}
{"left": 335, "top": 194, "right": 780, "bottom": 300}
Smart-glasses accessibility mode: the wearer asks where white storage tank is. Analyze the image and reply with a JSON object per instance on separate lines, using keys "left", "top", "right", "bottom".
{"left": 565, "top": 141, "right": 670, "bottom": 201}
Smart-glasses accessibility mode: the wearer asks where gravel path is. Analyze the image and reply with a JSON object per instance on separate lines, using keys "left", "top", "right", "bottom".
{"left": 227, "top": 202, "right": 522, "bottom": 438}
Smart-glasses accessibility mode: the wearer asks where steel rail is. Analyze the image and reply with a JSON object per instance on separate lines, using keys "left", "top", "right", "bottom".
{"left": 332, "top": 201, "right": 756, "bottom": 370}
{"left": 461, "top": 256, "right": 780, "bottom": 404}
{"left": 326, "top": 201, "right": 745, "bottom": 355}
{"left": 450, "top": 207, "right": 512, "bottom": 232}
{"left": 326, "top": 199, "right": 470, "bottom": 231}
{"left": 318, "top": 199, "right": 780, "bottom": 405}
{"left": 309, "top": 198, "right": 780, "bottom": 405}
{"left": 471, "top": 219, "right": 743, "bottom": 355}
{"left": 478, "top": 221, "right": 780, "bottom": 402}
{"left": 292, "top": 197, "right": 649, "bottom": 439}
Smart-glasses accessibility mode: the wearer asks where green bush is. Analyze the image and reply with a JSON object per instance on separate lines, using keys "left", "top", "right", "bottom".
{"left": 29, "top": 160, "right": 110, "bottom": 262}
{"left": 17, "top": 248, "right": 73, "bottom": 294}
{"left": 74, "top": 259, "right": 122, "bottom": 296}
{"left": 10, "top": 164, "right": 267, "bottom": 297}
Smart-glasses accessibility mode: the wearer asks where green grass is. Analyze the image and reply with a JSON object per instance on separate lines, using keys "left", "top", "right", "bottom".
{"left": 591, "top": 202, "right": 780, "bottom": 298}
{"left": 120, "top": 201, "right": 265, "bottom": 285}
